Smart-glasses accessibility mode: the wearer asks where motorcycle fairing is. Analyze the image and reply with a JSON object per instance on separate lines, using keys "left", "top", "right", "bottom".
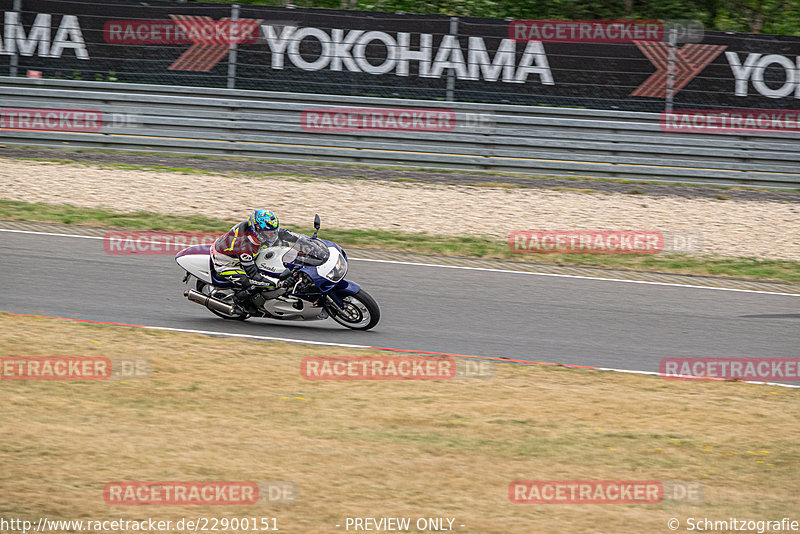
{"left": 175, "top": 244, "right": 213, "bottom": 283}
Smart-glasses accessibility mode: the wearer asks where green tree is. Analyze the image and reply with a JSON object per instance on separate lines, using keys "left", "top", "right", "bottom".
{"left": 192, "top": 0, "right": 800, "bottom": 34}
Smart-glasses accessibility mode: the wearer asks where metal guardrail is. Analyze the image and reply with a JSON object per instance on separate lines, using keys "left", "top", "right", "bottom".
{"left": 0, "top": 77, "right": 798, "bottom": 188}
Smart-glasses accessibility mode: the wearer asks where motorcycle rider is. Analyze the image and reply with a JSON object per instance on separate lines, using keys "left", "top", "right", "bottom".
{"left": 211, "top": 209, "right": 297, "bottom": 312}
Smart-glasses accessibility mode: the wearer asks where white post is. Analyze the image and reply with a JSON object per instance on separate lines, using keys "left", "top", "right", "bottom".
{"left": 446, "top": 16, "right": 458, "bottom": 101}
{"left": 227, "top": 4, "right": 240, "bottom": 89}
{"left": 665, "top": 28, "right": 677, "bottom": 113}
{"left": 9, "top": 0, "right": 22, "bottom": 77}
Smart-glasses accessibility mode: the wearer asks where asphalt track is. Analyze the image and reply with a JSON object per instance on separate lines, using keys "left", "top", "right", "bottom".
{"left": 1, "top": 230, "right": 798, "bottom": 375}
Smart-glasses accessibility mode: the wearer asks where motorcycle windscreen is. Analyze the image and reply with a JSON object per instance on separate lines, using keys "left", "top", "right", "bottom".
{"left": 281, "top": 236, "right": 330, "bottom": 267}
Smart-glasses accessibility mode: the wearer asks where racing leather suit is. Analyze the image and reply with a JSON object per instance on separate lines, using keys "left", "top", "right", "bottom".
{"left": 211, "top": 221, "right": 297, "bottom": 288}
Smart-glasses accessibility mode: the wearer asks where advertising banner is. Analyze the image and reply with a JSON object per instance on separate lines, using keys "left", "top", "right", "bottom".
{"left": 2, "top": 0, "right": 799, "bottom": 111}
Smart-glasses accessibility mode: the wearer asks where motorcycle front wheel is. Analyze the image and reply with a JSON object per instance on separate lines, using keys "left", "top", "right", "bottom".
{"left": 328, "top": 289, "right": 380, "bottom": 331}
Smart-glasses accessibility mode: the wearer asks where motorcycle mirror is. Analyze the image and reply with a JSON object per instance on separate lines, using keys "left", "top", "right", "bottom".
{"left": 312, "top": 213, "right": 321, "bottom": 238}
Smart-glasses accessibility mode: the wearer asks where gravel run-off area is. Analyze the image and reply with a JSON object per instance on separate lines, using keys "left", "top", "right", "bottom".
{"left": 2, "top": 158, "right": 799, "bottom": 261}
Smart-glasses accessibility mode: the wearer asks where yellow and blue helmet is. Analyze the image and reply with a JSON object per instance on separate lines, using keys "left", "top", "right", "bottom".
{"left": 248, "top": 209, "right": 279, "bottom": 243}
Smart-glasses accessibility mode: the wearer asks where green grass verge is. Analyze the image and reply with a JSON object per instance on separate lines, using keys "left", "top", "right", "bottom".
{"left": 1, "top": 199, "right": 798, "bottom": 282}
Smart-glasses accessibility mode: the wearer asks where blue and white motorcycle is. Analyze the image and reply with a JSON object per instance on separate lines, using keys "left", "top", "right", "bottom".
{"left": 175, "top": 215, "right": 380, "bottom": 330}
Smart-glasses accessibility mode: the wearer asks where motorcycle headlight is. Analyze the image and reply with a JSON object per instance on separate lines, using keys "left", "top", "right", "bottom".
{"left": 324, "top": 254, "right": 348, "bottom": 282}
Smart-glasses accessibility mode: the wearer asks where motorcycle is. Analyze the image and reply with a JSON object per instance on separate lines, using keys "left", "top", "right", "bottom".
{"left": 175, "top": 214, "right": 380, "bottom": 330}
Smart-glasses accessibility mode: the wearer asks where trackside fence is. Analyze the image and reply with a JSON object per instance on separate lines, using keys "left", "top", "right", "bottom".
{"left": 0, "top": 77, "right": 798, "bottom": 188}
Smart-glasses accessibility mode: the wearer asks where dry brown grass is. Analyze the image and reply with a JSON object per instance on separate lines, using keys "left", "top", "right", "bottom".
{"left": 0, "top": 313, "right": 798, "bottom": 533}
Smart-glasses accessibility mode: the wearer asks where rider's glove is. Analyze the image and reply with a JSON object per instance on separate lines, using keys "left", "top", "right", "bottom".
{"left": 279, "top": 270, "right": 301, "bottom": 289}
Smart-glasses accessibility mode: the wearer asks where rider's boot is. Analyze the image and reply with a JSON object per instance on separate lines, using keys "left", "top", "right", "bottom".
{"left": 233, "top": 285, "right": 260, "bottom": 315}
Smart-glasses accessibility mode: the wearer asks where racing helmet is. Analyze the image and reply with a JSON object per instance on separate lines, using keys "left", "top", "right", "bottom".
{"left": 248, "top": 209, "right": 279, "bottom": 244}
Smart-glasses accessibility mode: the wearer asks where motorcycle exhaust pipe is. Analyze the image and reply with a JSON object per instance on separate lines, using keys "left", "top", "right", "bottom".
{"left": 184, "top": 289, "right": 236, "bottom": 315}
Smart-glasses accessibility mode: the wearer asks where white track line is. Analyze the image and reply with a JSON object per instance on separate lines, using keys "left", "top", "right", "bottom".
{"left": 352, "top": 257, "right": 800, "bottom": 297}
{"left": 20, "top": 316, "right": 797, "bottom": 389}
{"left": 2, "top": 227, "right": 798, "bottom": 297}
{"left": 0, "top": 228, "right": 109, "bottom": 240}
{"left": 3, "top": 228, "right": 797, "bottom": 387}
{"left": 146, "top": 324, "right": 371, "bottom": 349}
{"left": 145, "top": 325, "right": 799, "bottom": 389}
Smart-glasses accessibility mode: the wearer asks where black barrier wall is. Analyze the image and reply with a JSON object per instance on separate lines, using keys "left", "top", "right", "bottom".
{"left": 1, "top": 0, "right": 799, "bottom": 111}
